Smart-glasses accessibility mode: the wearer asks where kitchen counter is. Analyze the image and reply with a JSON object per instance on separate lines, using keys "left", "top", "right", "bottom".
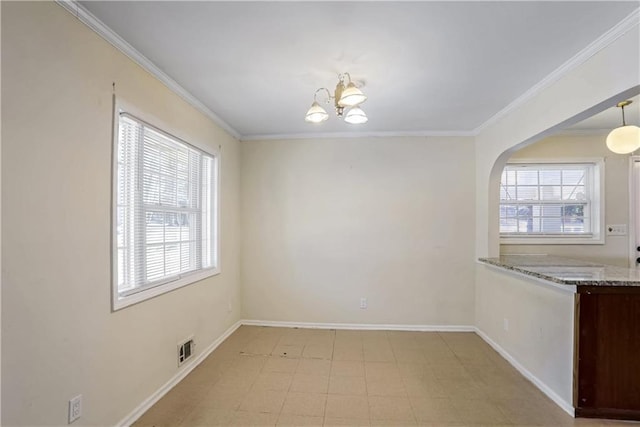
{"left": 478, "top": 255, "right": 640, "bottom": 287}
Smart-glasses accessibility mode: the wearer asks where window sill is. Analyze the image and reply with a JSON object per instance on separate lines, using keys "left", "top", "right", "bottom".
{"left": 500, "top": 235, "right": 604, "bottom": 245}
{"left": 112, "top": 267, "right": 220, "bottom": 311}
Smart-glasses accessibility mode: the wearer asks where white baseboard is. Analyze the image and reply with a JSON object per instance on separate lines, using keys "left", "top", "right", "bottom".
{"left": 241, "top": 319, "right": 476, "bottom": 332}
{"left": 474, "top": 327, "right": 575, "bottom": 417}
{"left": 117, "top": 319, "right": 242, "bottom": 427}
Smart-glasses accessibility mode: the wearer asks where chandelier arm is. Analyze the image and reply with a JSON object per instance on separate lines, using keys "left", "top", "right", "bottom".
{"left": 314, "top": 87, "right": 333, "bottom": 103}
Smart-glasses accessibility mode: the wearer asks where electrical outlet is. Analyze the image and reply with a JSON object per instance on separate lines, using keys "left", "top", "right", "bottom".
{"left": 503, "top": 318, "right": 509, "bottom": 332}
{"left": 606, "top": 224, "right": 627, "bottom": 236}
{"left": 360, "top": 297, "right": 367, "bottom": 309}
{"left": 227, "top": 300, "right": 233, "bottom": 313}
{"left": 68, "top": 395, "right": 82, "bottom": 424}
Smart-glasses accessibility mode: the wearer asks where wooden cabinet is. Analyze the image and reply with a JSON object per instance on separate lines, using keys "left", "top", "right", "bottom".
{"left": 575, "top": 286, "right": 640, "bottom": 420}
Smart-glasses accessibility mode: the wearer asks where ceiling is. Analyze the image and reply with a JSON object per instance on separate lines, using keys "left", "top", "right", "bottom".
{"left": 567, "top": 95, "right": 640, "bottom": 131}
{"left": 79, "top": 1, "right": 639, "bottom": 140}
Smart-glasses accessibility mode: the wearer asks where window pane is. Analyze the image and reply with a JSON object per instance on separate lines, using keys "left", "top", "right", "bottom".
{"left": 146, "top": 211, "right": 164, "bottom": 244}
{"left": 165, "top": 213, "right": 180, "bottom": 242}
{"left": 160, "top": 176, "right": 177, "bottom": 206}
{"left": 501, "top": 170, "right": 518, "bottom": 186}
{"left": 562, "top": 204, "right": 585, "bottom": 217}
{"left": 177, "top": 179, "right": 189, "bottom": 208}
{"left": 180, "top": 242, "right": 192, "bottom": 271}
{"left": 540, "top": 169, "right": 561, "bottom": 185}
{"left": 529, "top": 217, "right": 541, "bottom": 233}
{"left": 500, "top": 186, "right": 516, "bottom": 201}
{"left": 517, "top": 205, "right": 533, "bottom": 217}
{"left": 143, "top": 172, "right": 161, "bottom": 205}
{"left": 500, "top": 204, "right": 518, "bottom": 218}
{"left": 165, "top": 244, "right": 180, "bottom": 276}
{"left": 540, "top": 217, "right": 562, "bottom": 233}
{"left": 562, "top": 185, "right": 585, "bottom": 200}
{"left": 116, "top": 207, "right": 125, "bottom": 248}
{"left": 562, "top": 169, "right": 585, "bottom": 185}
{"left": 160, "top": 149, "right": 177, "bottom": 177}
{"left": 117, "top": 249, "right": 125, "bottom": 288}
{"left": 146, "top": 246, "right": 164, "bottom": 282}
{"left": 516, "top": 170, "right": 538, "bottom": 185}
{"left": 563, "top": 216, "right": 585, "bottom": 233}
{"left": 180, "top": 214, "right": 192, "bottom": 240}
{"left": 540, "top": 186, "right": 561, "bottom": 200}
{"left": 517, "top": 218, "right": 537, "bottom": 233}
{"left": 500, "top": 218, "right": 518, "bottom": 233}
{"left": 516, "top": 186, "right": 538, "bottom": 201}
{"left": 541, "top": 205, "right": 562, "bottom": 216}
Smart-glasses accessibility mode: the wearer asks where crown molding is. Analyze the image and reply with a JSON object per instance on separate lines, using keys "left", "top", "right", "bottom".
{"left": 473, "top": 7, "right": 640, "bottom": 135}
{"left": 240, "top": 130, "right": 476, "bottom": 142}
{"left": 55, "top": 0, "right": 241, "bottom": 141}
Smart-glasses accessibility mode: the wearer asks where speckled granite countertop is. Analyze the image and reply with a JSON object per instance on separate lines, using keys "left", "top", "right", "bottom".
{"left": 478, "top": 255, "right": 640, "bottom": 287}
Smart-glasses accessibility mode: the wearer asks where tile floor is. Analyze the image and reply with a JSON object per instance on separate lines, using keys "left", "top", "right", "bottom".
{"left": 134, "top": 326, "right": 637, "bottom": 426}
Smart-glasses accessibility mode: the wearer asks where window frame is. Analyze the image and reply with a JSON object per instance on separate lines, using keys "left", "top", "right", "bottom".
{"left": 111, "top": 100, "right": 220, "bottom": 311}
{"left": 499, "top": 158, "right": 605, "bottom": 245}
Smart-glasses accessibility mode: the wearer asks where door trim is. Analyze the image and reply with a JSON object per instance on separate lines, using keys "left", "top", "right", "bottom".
{"left": 628, "top": 156, "right": 640, "bottom": 268}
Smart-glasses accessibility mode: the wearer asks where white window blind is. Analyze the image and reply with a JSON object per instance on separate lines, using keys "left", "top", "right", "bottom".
{"left": 499, "top": 163, "right": 595, "bottom": 236}
{"left": 114, "top": 113, "right": 217, "bottom": 303}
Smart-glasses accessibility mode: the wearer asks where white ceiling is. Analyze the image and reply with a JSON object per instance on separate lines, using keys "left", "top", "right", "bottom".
{"left": 567, "top": 95, "right": 640, "bottom": 131}
{"left": 80, "top": 1, "right": 639, "bottom": 140}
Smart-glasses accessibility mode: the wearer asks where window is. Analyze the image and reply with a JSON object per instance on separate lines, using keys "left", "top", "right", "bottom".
{"left": 499, "top": 160, "right": 603, "bottom": 244}
{"left": 113, "top": 111, "right": 219, "bottom": 310}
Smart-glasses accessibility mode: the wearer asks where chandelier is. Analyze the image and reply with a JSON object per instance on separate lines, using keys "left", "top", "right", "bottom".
{"left": 305, "top": 73, "right": 368, "bottom": 125}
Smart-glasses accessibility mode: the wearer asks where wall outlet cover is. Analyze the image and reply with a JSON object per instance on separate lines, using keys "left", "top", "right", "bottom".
{"left": 606, "top": 224, "right": 627, "bottom": 236}
{"left": 68, "top": 395, "right": 82, "bottom": 424}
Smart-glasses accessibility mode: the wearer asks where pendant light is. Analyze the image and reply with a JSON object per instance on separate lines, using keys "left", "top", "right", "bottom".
{"left": 606, "top": 100, "right": 640, "bottom": 154}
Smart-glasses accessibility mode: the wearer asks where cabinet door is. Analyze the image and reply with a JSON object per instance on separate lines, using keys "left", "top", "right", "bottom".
{"left": 577, "top": 292, "right": 640, "bottom": 418}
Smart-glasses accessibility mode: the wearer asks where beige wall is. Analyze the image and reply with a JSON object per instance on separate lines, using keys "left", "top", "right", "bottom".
{"left": 240, "top": 137, "right": 476, "bottom": 326}
{"left": 501, "top": 133, "right": 631, "bottom": 267}
{"left": 475, "top": 265, "right": 575, "bottom": 411}
{"left": 1, "top": 2, "right": 241, "bottom": 425}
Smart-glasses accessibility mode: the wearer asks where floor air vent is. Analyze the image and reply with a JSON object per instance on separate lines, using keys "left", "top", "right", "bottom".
{"left": 178, "top": 338, "right": 194, "bottom": 366}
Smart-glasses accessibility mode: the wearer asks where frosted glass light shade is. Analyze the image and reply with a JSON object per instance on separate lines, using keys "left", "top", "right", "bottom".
{"left": 344, "top": 107, "right": 368, "bottom": 124}
{"left": 338, "top": 82, "right": 367, "bottom": 107}
{"left": 606, "top": 125, "right": 640, "bottom": 154}
{"left": 305, "top": 101, "right": 329, "bottom": 123}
